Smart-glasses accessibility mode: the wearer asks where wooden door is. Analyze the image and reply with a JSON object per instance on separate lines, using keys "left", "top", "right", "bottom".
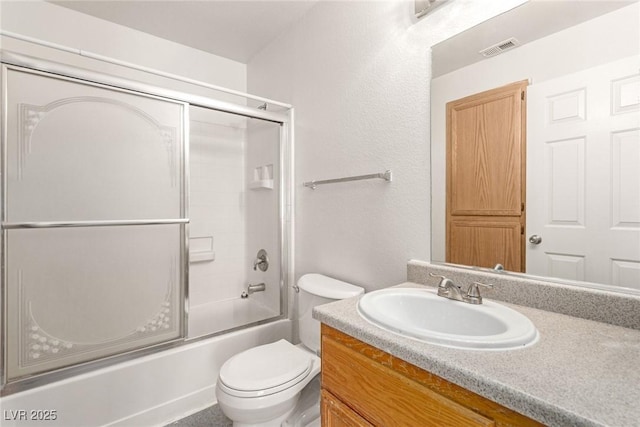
{"left": 446, "top": 81, "right": 527, "bottom": 272}
{"left": 526, "top": 57, "right": 640, "bottom": 287}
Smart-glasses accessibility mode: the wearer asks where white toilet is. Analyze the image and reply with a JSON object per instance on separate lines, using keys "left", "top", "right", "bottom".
{"left": 216, "top": 273, "right": 364, "bottom": 427}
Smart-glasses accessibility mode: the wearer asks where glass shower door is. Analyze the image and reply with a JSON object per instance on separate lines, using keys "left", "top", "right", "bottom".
{"left": 187, "top": 106, "right": 284, "bottom": 338}
{"left": 2, "top": 66, "right": 188, "bottom": 382}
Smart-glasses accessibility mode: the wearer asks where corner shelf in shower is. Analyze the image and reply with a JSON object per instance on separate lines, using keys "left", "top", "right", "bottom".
{"left": 249, "top": 179, "right": 274, "bottom": 190}
{"left": 250, "top": 164, "right": 274, "bottom": 190}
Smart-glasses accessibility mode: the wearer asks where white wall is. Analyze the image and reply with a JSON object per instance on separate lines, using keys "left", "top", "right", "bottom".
{"left": 247, "top": 0, "right": 527, "bottom": 294}
{"left": 0, "top": 1, "right": 246, "bottom": 101}
{"left": 249, "top": 1, "right": 430, "bottom": 293}
{"left": 430, "top": 3, "right": 640, "bottom": 262}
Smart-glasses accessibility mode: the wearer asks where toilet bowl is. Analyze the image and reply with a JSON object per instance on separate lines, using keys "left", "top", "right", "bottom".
{"left": 216, "top": 274, "right": 364, "bottom": 427}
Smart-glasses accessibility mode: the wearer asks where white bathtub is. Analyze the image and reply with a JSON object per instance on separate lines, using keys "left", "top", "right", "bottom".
{"left": 188, "top": 297, "right": 280, "bottom": 338}
{"left": 0, "top": 319, "right": 291, "bottom": 427}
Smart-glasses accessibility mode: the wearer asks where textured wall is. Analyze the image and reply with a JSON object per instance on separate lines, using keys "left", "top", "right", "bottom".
{"left": 249, "top": 1, "right": 430, "bottom": 292}
{"left": 247, "top": 0, "right": 527, "bottom": 293}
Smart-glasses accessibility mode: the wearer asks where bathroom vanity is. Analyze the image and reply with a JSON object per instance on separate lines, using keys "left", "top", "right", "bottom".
{"left": 314, "top": 264, "right": 640, "bottom": 427}
{"left": 320, "top": 324, "right": 541, "bottom": 426}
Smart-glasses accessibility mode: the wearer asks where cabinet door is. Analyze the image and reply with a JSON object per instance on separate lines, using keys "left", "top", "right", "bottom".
{"left": 321, "top": 390, "right": 373, "bottom": 427}
{"left": 322, "top": 334, "right": 494, "bottom": 427}
{"left": 321, "top": 325, "right": 544, "bottom": 427}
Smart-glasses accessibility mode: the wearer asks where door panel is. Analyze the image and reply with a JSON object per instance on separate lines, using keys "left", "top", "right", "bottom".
{"left": 2, "top": 66, "right": 187, "bottom": 381}
{"left": 527, "top": 56, "right": 640, "bottom": 288}
{"left": 448, "top": 84, "right": 523, "bottom": 216}
{"left": 6, "top": 226, "right": 182, "bottom": 380}
{"left": 5, "top": 67, "right": 183, "bottom": 223}
{"left": 449, "top": 218, "right": 522, "bottom": 272}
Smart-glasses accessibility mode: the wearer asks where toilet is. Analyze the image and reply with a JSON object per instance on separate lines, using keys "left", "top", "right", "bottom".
{"left": 216, "top": 273, "right": 364, "bottom": 427}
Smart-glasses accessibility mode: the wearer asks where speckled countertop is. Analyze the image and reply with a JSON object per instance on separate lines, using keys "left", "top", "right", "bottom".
{"left": 314, "top": 282, "right": 640, "bottom": 427}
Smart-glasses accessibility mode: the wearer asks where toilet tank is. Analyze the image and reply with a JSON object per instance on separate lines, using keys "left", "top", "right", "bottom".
{"left": 297, "top": 274, "right": 364, "bottom": 354}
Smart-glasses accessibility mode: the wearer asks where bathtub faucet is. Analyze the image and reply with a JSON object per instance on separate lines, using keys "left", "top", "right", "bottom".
{"left": 241, "top": 283, "right": 266, "bottom": 298}
{"left": 248, "top": 283, "right": 266, "bottom": 294}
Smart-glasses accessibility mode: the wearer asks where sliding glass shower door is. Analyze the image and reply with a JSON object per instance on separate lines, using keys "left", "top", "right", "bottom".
{"left": 1, "top": 66, "right": 188, "bottom": 382}
{"left": 187, "top": 106, "right": 284, "bottom": 338}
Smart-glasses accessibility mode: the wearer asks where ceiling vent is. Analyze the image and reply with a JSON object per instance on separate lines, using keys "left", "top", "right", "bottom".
{"left": 479, "top": 37, "right": 520, "bottom": 58}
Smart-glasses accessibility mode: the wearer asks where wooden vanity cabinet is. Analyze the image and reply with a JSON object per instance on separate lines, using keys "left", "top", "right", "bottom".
{"left": 320, "top": 325, "right": 544, "bottom": 427}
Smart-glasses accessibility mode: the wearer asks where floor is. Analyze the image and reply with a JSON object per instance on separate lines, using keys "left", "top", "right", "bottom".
{"left": 167, "top": 376, "right": 321, "bottom": 426}
{"left": 166, "top": 404, "right": 232, "bottom": 427}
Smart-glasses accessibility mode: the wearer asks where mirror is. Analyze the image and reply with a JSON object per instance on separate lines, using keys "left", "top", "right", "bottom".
{"left": 430, "top": 1, "right": 640, "bottom": 294}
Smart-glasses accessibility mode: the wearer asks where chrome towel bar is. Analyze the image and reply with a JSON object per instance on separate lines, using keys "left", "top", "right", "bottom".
{"left": 303, "top": 170, "right": 392, "bottom": 190}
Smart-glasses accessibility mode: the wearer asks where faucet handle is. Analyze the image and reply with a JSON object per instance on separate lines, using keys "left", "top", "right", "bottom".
{"left": 429, "top": 273, "right": 458, "bottom": 299}
{"left": 466, "top": 282, "right": 493, "bottom": 304}
{"left": 429, "top": 272, "right": 454, "bottom": 287}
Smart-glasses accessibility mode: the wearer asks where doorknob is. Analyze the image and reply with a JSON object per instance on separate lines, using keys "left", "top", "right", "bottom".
{"left": 528, "top": 235, "right": 542, "bottom": 245}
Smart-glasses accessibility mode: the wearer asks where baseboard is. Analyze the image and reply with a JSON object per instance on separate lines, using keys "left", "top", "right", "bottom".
{"left": 108, "top": 384, "right": 217, "bottom": 427}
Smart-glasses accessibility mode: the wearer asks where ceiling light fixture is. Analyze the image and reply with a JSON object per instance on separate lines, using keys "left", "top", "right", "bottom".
{"left": 415, "top": 0, "right": 449, "bottom": 19}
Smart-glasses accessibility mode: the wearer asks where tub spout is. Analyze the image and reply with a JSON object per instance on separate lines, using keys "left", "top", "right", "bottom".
{"left": 247, "top": 283, "right": 266, "bottom": 295}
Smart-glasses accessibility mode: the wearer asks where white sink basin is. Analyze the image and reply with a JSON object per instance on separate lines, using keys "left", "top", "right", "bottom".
{"left": 357, "top": 288, "right": 539, "bottom": 350}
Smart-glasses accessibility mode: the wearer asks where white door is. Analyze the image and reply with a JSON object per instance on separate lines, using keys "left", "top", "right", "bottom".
{"left": 526, "top": 56, "right": 640, "bottom": 289}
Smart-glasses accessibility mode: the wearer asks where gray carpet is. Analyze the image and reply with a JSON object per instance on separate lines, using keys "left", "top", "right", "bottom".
{"left": 165, "top": 404, "right": 232, "bottom": 427}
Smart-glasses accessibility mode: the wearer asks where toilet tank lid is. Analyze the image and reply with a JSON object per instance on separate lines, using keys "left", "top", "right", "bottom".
{"left": 297, "top": 274, "right": 364, "bottom": 299}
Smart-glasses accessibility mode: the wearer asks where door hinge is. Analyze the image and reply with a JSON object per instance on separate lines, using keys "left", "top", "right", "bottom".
{"left": 521, "top": 225, "right": 525, "bottom": 235}
{"left": 521, "top": 91, "right": 525, "bottom": 101}
{"left": 521, "top": 202, "right": 525, "bottom": 212}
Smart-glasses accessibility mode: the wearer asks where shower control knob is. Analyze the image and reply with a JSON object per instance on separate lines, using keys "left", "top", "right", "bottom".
{"left": 253, "top": 249, "right": 269, "bottom": 272}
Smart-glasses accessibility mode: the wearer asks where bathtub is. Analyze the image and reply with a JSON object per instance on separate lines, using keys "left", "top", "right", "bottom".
{"left": 0, "top": 319, "right": 291, "bottom": 427}
{"left": 189, "top": 297, "right": 280, "bottom": 338}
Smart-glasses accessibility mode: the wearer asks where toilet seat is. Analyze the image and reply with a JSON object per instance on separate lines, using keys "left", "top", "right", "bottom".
{"left": 218, "top": 339, "right": 315, "bottom": 398}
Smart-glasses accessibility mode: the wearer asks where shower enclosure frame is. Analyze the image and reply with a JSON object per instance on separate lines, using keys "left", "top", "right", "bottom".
{"left": 0, "top": 50, "right": 294, "bottom": 395}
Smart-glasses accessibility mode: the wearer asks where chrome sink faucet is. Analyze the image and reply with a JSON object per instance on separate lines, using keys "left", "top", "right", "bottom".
{"left": 429, "top": 273, "right": 493, "bottom": 305}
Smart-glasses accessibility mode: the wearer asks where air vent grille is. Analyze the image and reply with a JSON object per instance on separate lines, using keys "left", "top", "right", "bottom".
{"left": 479, "top": 37, "right": 520, "bottom": 58}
